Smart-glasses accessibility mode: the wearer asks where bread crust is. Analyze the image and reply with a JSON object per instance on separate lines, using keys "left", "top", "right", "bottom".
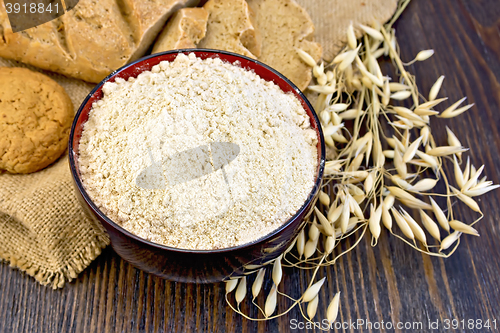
{"left": 198, "top": 0, "right": 261, "bottom": 59}
{"left": 152, "top": 8, "right": 208, "bottom": 53}
{"left": 0, "top": 0, "right": 198, "bottom": 83}
{"left": 247, "top": 0, "right": 322, "bottom": 90}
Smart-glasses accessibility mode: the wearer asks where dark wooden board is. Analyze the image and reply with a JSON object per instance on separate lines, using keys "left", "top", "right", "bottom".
{"left": 1, "top": 0, "right": 499, "bottom": 332}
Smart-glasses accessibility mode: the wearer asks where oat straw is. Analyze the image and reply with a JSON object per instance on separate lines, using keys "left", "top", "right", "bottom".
{"left": 227, "top": 1, "right": 497, "bottom": 325}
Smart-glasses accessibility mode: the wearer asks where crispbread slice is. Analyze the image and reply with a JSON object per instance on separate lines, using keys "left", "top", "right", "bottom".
{"left": 247, "top": 0, "right": 322, "bottom": 91}
{"left": 153, "top": 8, "right": 209, "bottom": 53}
{"left": 197, "top": 0, "right": 261, "bottom": 59}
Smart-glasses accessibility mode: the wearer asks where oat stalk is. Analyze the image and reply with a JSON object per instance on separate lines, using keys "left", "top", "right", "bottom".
{"left": 225, "top": 0, "right": 497, "bottom": 327}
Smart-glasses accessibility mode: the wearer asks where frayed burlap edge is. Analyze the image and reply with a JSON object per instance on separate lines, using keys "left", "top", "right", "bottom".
{"left": 0, "top": 56, "right": 109, "bottom": 289}
{"left": 0, "top": 214, "right": 109, "bottom": 289}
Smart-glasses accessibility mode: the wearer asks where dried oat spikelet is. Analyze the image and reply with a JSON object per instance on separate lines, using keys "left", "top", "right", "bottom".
{"left": 225, "top": 279, "right": 238, "bottom": 294}
{"left": 389, "top": 82, "right": 410, "bottom": 91}
{"left": 391, "top": 208, "right": 414, "bottom": 240}
{"left": 449, "top": 220, "right": 479, "bottom": 236}
{"left": 309, "top": 222, "right": 320, "bottom": 241}
{"left": 464, "top": 183, "right": 500, "bottom": 197}
{"left": 382, "top": 204, "right": 393, "bottom": 231}
{"left": 461, "top": 165, "right": 484, "bottom": 192}
{"left": 440, "top": 231, "right": 461, "bottom": 251}
{"left": 451, "top": 186, "right": 481, "bottom": 212}
{"left": 364, "top": 171, "right": 375, "bottom": 194}
{"left": 419, "top": 210, "right": 441, "bottom": 241}
{"left": 428, "top": 75, "right": 445, "bottom": 101}
{"left": 296, "top": 49, "right": 317, "bottom": 67}
{"left": 403, "top": 136, "right": 423, "bottom": 163}
{"left": 307, "top": 295, "right": 319, "bottom": 319}
{"left": 393, "top": 145, "right": 407, "bottom": 178}
{"left": 346, "top": 23, "right": 357, "bottom": 49}
{"left": 325, "top": 236, "right": 335, "bottom": 254}
{"left": 368, "top": 204, "right": 382, "bottom": 244}
{"left": 339, "top": 198, "right": 350, "bottom": 233}
{"left": 264, "top": 284, "right": 277, "bottom": 317}
{"left": 440, "top": 97, "right": 473, "bottom": 118}
{"left": 408, "top": 178, "right": 438, "bottom": 192}
{"left": 235, "top": 277, "right": 247, "bottom": 305}
{"left": 359, "top": 23, "right": 384, "bottom": 40}
{"left": 400, "top": 209, "right": 427, "bottom": 245}
{"left": 328, "top": 203, "right": 343, "bottom": 223}
{"left": 429, "top": 197, "right": 450, "bottom": 232}
{"left": 327, "top": 292, "right": 341, "bottom": 323}
{"left": 384, "top": 195, "right": 396, "bottom": 210}
{"left": 272, "top": 255, "right": 282, "bottom": 286}
{"left": 297, "top": 228, "right": 305, "bottom": 258}
{"left": 426, "top": 146, "right": 468, "bottom": 157}
{"left": 302, "top": 277, "right": 326, "bottom": 303}
{"left": 387, "top": 186, "right": 431, "bottom": 210}
{"left": 446, "top": 127, "right": 462, "bottom": 152}
{"left": 304, "top": 236, "right": 319, "bottom": 259}
{"left": 339, "top": 46, "right": 361, "bottom": 71}
{"left": 315, "top": 207, "right": 335, "bottom": 236}
{"left": 319, "top": 190, "right": 330, "bottom": 206}
{"left": 414, "top": 49, "right": 434, "bottom": 62}
{"left": 252, "top": 268, "right": 265, "bottom": 299}
{"left": 390, "top": 90, "right": 412, "bottom": 100}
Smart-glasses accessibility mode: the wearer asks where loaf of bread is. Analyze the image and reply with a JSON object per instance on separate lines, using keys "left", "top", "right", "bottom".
{"left": 152, "top": 8, "right": 208, "bottom": 53}
{"left": 156, "top": 0, "right": 320, "bottom": 89}
{"left": 247, "top": 0, "right": 322, "bottom": 91}
{"left": 197, "top": 0, "right": 261, "bottom": 59}
{"left": 0, "top": 0, "right": 198, "bottom": 83}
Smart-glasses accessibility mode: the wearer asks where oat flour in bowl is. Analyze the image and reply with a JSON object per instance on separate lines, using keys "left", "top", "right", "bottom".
{"left": 78, "top": 53, "right": 318, "bottom": 250}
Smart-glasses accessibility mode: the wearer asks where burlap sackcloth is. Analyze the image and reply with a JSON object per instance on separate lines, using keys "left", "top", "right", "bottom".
{"left": 0, "top": 0, "right": 398, "bottom": 289}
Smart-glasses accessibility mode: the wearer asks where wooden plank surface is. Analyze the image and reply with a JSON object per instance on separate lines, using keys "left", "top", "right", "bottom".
{"left": 1, "top": 0, "right": 500, "bottom": 332}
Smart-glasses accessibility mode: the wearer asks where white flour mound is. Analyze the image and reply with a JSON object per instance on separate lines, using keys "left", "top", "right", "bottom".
{"left": 79, "top": 53, "right": 318, "bottom": 250}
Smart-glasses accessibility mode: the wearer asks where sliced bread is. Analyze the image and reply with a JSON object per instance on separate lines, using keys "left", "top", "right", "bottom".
{"left": 197, "top": 0, "right": 261, "bottom": 59}
{"left": 153, "top": 8, "right": 209, "bottom": 53}
{"left": 0, "top": 0, "right": 198, "bottom": 83}
{"left": 247, "top": 0, "right": 322, "bottom": 91}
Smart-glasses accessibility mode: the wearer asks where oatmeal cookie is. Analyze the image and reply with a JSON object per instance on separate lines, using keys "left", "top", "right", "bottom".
{"left": 0, "top": 67, "right": 73, "bottom": 173}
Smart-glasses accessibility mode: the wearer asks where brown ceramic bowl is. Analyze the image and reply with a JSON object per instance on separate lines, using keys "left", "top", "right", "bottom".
{"left": 69, "top": 49, "right": 325, "bottom": 283}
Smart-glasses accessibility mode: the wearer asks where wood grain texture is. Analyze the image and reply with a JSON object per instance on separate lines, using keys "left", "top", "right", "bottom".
{"left": 1, "top": 0, "right": 500, "bottom": 332}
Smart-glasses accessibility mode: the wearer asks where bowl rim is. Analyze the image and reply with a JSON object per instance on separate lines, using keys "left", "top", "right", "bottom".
{"left": 69, "top": 48, "right": 326, "bottom": 254}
